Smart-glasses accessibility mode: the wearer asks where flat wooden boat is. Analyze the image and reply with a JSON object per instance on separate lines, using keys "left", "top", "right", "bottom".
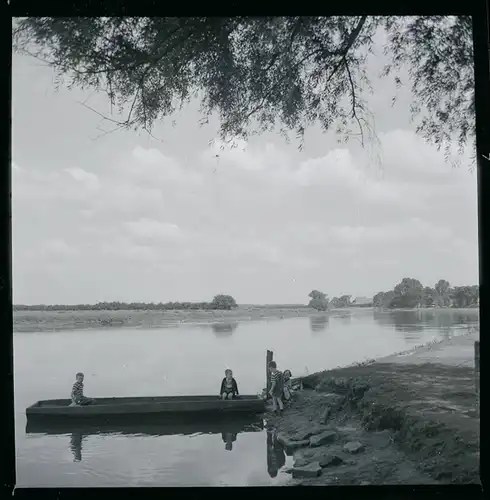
{"left": 26, "top": 394, "right": 265, "bottom": 420}
{"left": 26, "top": 415, "right": 265, "bottom": 436}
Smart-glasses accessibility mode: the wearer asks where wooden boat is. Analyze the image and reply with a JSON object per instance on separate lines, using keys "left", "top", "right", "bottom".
{"left": 26, "top": 394, "right": 265, "bottom": 420}
{"left": 26, "top": 414, "right": 265, "bottom": 436}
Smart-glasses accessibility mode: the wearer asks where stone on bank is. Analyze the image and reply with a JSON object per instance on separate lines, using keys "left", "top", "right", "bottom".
{"left": 276, "top": 433, "right": 310, "bottom": 450}
{"left": 291, "top": 461, "right": 323, "bottom": 478}
{"left": 343, "top": 441, "right": 365, "bottom": 454}
{"left": 309, "top": 430, "right": 337, "bottom": 447}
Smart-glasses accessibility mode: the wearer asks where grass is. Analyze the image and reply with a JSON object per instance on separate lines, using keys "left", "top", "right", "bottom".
{"left": 13, "top": 306, "right": 317, "bottom": 332}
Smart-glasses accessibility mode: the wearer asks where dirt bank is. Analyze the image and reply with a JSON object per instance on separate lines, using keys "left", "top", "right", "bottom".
{"left": 264, "top": 337, "right": 480, "bottom": 485}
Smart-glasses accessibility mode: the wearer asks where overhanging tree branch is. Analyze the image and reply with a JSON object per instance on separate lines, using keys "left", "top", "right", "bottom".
{"left": 12, "top": 16, "right": 474, "bottom": 160}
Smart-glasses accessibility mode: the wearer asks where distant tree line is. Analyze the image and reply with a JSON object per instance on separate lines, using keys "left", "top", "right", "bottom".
{"left": 14, "top": 294, "right": 238, "bottom": 312}
{"left": 372, "top": 278, "right": 479, "bottom": 309}
{"left": 308, "top": 291, "right": 371, "bottom": 310}
{"left": 307, "top": 278, "right": 479, "bottom": 311}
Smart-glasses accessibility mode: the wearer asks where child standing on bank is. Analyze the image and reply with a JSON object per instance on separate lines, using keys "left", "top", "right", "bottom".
{"left": 282, "top": 369, "right": 293, "bottom": 405}
{"left": 268, "top": 361, "right": 284, "bottom": 416}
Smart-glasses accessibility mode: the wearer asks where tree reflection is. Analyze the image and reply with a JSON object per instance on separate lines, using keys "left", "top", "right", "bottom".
{"left": 372, "top": 308, "right": 479, "bottom": 343}
{"left": 309, "top": 315, "right": 329, "bottom": 334}
{"left": 334, "top": 312, "right": 352, "bottom": 325}
{"left": 211, "top": 322, "right": 238, "bottom": 337}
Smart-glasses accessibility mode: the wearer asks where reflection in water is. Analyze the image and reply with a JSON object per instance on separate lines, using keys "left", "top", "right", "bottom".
{"left": 266, "top": 430, "right": 286, "bottom": 478}
{"left": 309, "top": 315, "right": 329, "bottom": 333}
{"left": 391, "top": 311, "right": 424, "bottom": 333}
{"left": 334, "top": 312, "right": 352, "bottom": 325}
{"left": 222, "top": 432, "right": 237, "bottom": 451}
{"left": 70, "top": 432, "right": 83, "bottom": 462}
{"left": 373, "top": 309, "right": 479, "bottom": 344}
{"left": 27, "top": 416, "right": 264, "bottom": 463}
{"left": 211, "top": 322, "right": 238, "bottom": 337}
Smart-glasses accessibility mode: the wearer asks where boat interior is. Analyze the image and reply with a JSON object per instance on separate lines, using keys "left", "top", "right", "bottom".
{"left": 32, "top": 395, "right": 260, "bottom": 407}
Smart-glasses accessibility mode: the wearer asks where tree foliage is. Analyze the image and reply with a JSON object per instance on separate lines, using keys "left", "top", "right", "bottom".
{"left": 12, "top": 16, "right": 474, "bottom": 156}
{"left": 308, "top": 290, "right": 327, "bottom": 300}
{"left": 330, "top": 294, "right": 352, "bottom": 308}
{"left": 373, "top": 290, "right": 395, "bottom": 308}
{"left": 308, "top": 290, "right": 329, "bottom": 310}
{"left": 372, "top": 279, "right": 479, "bottom": 309}
{"left": 210, "top": 294, "right": 238, "bottom": 310}
{"left": 14, "top": 296, "right": 239, "bottom": 311}
{"left": 391, "top": 277, "right": 424, "bottom": 308}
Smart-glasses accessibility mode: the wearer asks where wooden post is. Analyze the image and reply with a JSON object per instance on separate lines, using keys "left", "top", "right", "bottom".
{"left": 266, "top": 350, "right": 273, "bottom": 397}
{"left": 474, "top": 341, "right": 480, "bottom": 418}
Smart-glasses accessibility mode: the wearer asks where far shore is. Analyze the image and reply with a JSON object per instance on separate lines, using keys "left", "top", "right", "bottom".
{"left": 13, "top": 306, "right": 479, "bottom": 333}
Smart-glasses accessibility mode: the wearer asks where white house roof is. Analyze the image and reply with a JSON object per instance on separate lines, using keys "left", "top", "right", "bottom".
{"left": 352, "top": 296, "right": 373, "bottom": 305}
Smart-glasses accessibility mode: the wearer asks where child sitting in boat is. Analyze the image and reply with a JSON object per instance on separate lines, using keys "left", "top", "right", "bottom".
{"left": 70, "top": 372, "right": 95, "bottom": 406}
{"left": 220, "top": 369, "right": 239, "bottom": 400}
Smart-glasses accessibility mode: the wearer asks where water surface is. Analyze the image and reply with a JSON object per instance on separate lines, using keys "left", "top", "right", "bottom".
{"left": 14, "top": 308, "right": 478, "bottom": 487}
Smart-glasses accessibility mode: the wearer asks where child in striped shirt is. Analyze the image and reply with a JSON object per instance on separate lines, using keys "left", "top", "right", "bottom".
{"left": 70, "top": 372, "right": 95, "bottom": 406}
{"left": 268, "top": 361, "right": 284, "bottom": 416}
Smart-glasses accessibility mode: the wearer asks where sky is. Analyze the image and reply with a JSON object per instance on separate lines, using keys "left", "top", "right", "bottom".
{"left": 11, "top": 30, "right": 479, "bottom": 305}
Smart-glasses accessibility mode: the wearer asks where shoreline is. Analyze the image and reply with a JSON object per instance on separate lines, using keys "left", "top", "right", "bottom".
{"left": 12, "top": 307, "right": 316, "bottom": 333}
{"left": 13, "top": 306, "right": 479, "bottom": 333}
{"left": 266, "top": 330, "right": 480, "bottom": 485}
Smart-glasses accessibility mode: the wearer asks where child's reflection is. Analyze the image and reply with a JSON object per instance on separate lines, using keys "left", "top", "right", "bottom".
{"left": 222, "top": 432, "right": 237, "bottom": 451}
{"left": 70, "top": 432, "right": 83, "bottom": 462}
{"left": 266, "top": 430, "right": 285, "bottom": 478}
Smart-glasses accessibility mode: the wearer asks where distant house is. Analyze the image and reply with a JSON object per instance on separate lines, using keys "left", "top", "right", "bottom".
{"left": 352, "top": 296, "right": 373, "bottom": 307}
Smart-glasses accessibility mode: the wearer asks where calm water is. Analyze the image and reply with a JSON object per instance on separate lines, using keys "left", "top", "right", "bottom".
{"left": 14, "top": 308, "right": 478, "bottom": 487}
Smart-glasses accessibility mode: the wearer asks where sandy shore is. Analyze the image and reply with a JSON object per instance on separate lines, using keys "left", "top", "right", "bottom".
{"left": 264, "top": 332, "right": 480, "bottom": 485}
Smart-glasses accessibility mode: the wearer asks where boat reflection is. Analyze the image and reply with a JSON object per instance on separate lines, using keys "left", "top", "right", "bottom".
{"left": 26, "top": 415, "right": 265, "bottom": 462}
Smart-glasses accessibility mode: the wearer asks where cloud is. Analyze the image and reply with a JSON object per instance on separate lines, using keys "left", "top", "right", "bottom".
{"left": 329, "top": 218, "right": 454, "bottom": 247}
{"left": 124, "top": 218, "right": 183, "bottom": 242}
{"left": 43, "top": 238, "right": 77, "bottom": 255}
{"left": 13, "top": 165, "right": 102, "bottom": 205}
{"left": 96, "top": 184, "right": 165, "bottom": 216}
{"left": 78, "top": 209, "right": 95, "bottom": 219}
{"left": 12, "top": 52, "right": 480, "bottom": 304}
{"left": 124, "top": 146, "right": 202, "bottom": 185}
{"left": 64, "top": 167, "right": 101, "bottom": 191}
{"left": 200, "top": 140, "right": 433, "bottom": 214}
{"left": 11, "top": 119, "right": 478, "bottom": 303}
{"left": 21, "top": 238, "right": 78, "bottom": 261}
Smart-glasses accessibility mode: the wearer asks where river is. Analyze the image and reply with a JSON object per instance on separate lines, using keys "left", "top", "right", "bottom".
{"left": 14, "top": 308, "right": 478, "bottom": 487}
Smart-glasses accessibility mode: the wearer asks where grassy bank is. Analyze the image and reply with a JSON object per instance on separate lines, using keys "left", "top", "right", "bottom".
{"left": 267, "top": 332, "right": 479, "bottom": 485}
{"left": 13, "top": 306, "right": 317, "bottom": 332}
